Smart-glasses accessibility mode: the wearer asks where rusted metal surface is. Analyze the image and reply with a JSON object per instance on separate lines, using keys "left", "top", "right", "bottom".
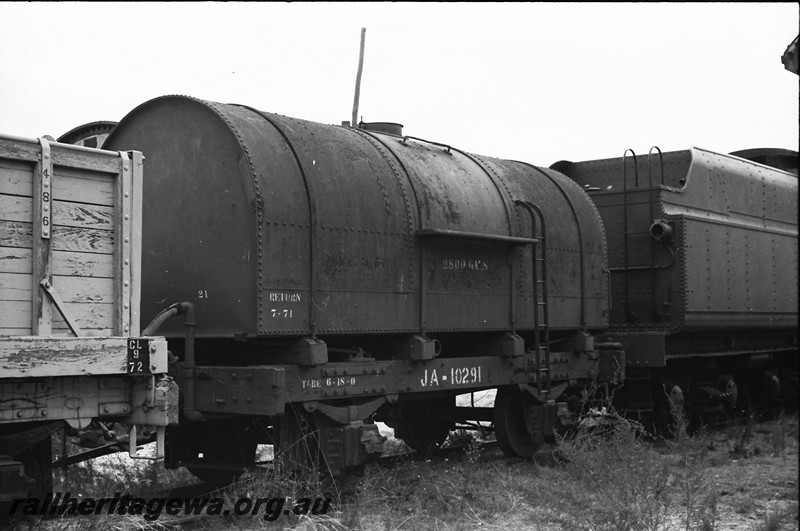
{"left": 488, "top": 158, "right": 609, "bottom": 331}
{"left": 183, "top": 349, "right": 610, "bottom": 416}
{"left": 104, "top": 98, "right": 261, "bottom": 337}
{"left": 104, "top": 95, "right": 608, "bottom": 339}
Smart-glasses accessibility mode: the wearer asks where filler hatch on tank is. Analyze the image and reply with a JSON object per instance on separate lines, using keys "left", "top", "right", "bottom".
{"left": 358, "top": 122, "right": 403, "bottom": 136}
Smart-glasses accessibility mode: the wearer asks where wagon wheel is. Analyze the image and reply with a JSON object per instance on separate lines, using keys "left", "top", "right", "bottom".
{"left": 187, "top": 442, "right": 257, "bottom": 487}
{"left": 185, "top": 422, "right": 258, "bottom": 487}
{"left": 1, "top": 435, "right": 53, "bottom": 525}
{"left": 393, "top": 397, "right": 455, "bottom": 457}
{"left": 494, "top": 386, "right": 539, "bottom": 458}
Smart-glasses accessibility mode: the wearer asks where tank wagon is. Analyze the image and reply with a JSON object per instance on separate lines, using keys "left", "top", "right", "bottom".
{"left": 554, "top": 148, "right": 798, "bottom": 427}
{"left": 102, "top": 95, "right": 622, "bottom": 481}
{"left": 0, "top": 134, "right": 176, "bottom": 502}
{"left": 7, "top": 94, "right": 793, "bottom": 492}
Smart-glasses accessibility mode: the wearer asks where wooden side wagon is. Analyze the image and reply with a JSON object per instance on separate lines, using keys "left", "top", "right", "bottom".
{"left": 0, "top": 134, "right": 177, "bottom": 501}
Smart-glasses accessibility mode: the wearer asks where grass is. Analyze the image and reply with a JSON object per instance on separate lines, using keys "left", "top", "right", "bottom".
{"left": 8, "top": 409, "right": 798, "bottom": 530}
{"left": 753, "top": 503, "right": 800, "bottom": 531}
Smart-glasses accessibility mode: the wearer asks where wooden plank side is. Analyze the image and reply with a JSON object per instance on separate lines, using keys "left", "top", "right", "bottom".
{"left": 1, "top": 377, "right": 129, "bottom": 427}
{"left": 0, "top": 138, "right": 122, "bottom": 174}
{"left": 0, "top": 139, "right": 141, "bottom": 340}
{"left": 0, "top": 247, "right": 31, "bottom": 274}
{"left": 0, "top": 336, "right": 169, "bottom": 377}
{"left": 0, "top": 159, "right": 33, "bottom": 196}
{"left": 0, "top": 269, "right": 116, "bottom": 334}
{"left": 0, "top": 328, "right": 29, "bottom": 336}
{"left": 1, "top": 278, "right": 114, "bottom": 333}
{"left": 52, "top": 250, "right": 114, "bottom": 278}
{"left": 53, "top": 167, "right": 115, "bottom": 206}
{"left": 51, "top": 147, "right": 121, "bottom": 174}
{"left": 0, "top": 194, "right": 31, "bottom": 223}
{"left": 52, "top": 275, "right": 114, "bottom": 304}
{"left": 52, "top": 200, "right": 115, "bottom": 231}
{"left": 51, "top": 301, "right": 114, "bottom": 331}
{"left": 0, "top": 300, "right": 31, "bottom": 331}
{"left": 0, "top": 271, "right": 31, "bottom": 301}
{"left": 52, "top": 226, "right": 115, "bottom": 254}
{"left": 1, "top": 221, "right": 115, "bottom": 253}
{"left": 0, "top": 139, "right": 40, "bottom": 165}
{"left": 0, "top": 221, "right": 32, "bottom": 249}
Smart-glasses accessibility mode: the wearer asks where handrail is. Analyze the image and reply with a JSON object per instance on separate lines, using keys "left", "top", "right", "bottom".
{"left": 401, "top": 135, "right": 452, "bottom": 154}
{"left": 514, "top": 200, "right": 551, "bottom": 396}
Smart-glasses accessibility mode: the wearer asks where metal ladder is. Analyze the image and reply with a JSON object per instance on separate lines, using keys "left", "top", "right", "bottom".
{"left": 621, "top": 147, "right": 665, "bottom": 323}
{"left": 515, "top": 201, "right": 551, "bottom": 398}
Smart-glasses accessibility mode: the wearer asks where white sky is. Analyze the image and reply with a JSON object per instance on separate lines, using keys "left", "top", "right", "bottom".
{"left": 0, "top": 2, "right": 797, "bottom": 163}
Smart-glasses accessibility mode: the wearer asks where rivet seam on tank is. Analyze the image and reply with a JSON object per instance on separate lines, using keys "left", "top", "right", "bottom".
{"left": 352, "top": 129, "right": 416, "bottom": 290}
{"left": 675, "top": 218, "right": 686, "bottom": 333}
{"left": 519, "top": 162, "right": 595, "bottom": 328}
{"left": 467, "top": 153, "right": 517, "bottom": 234}
{"left": 566, "top": 163, "right": 610, "bottom": 316}
{"left": 468, "top": 153, "right": 532, "bottom": 290}
{"left": 248, "top": 110, "right": 320, "bottom": 335}
{"left": 204, "top": 100, "right": 265, "bottom": 328}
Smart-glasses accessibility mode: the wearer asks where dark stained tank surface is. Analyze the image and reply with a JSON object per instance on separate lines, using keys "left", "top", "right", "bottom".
{"left": 104, "top": 96, "right": 607, "bottom": 338}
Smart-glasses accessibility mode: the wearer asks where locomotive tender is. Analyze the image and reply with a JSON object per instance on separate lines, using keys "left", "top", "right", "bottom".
{"left": 555, "top": 149, "right": 797, "bottom": 425}
{"left": 1, "top": 93, "right": 796, "bottom": 492}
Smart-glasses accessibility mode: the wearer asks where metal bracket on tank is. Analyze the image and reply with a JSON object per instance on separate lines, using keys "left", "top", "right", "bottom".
{"left": 406, "top": 335, "right": 440, "bottom": 361}
{"left": 292, "top": 337, "right": 328, "bottom": 366}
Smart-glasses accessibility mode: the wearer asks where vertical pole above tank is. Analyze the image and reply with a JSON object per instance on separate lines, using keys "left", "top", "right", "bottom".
{"left": 352, "top": 28, "right": 366, "bottom": 128}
